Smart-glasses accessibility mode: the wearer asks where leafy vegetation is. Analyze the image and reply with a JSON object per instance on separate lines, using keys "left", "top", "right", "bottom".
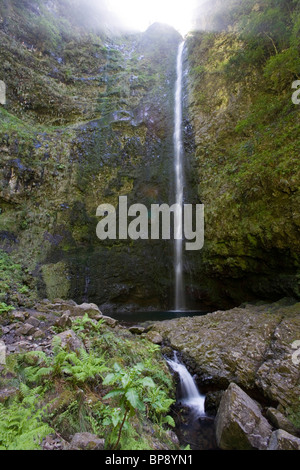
{"left": 0, "top": 302, "right": 14, "bottom": 314}
{"left": 0, "top": 250, "right": 32, "bottom": 309}
{"left": 208, "top": 0, "right": 299, "bottom": 86}
{"left": 0, "top": 385, "right": 54, "bottom": 450}
{"left": 0, "top": 315, "right": 177, "bottom": 450}
{"left": 103, "top": 361, "right": 174, "bottom": 449}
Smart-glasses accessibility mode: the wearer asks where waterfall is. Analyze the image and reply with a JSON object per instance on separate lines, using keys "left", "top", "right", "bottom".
{"left": 167, "top": 352, "right": 206, "bottom": 418}
{"left": 174, "top": 41, "right": 185, "bottom": 311}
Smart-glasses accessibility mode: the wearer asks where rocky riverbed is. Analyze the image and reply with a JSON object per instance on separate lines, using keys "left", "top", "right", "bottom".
{"left": 1, "top": 297, "right": 300, "bottom": 450}
{"left": 0, "top": 298, "right": 181, "bottom": 450}
{"left": 148, "top": 298, "right": 300, "bottom": 450}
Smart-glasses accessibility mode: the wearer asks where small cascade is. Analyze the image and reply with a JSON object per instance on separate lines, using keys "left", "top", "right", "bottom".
{"left": 167, "top": 352, "right": 206, "bottom": 418}
{"left": 166, "top": 352, "right": 218, "bottom": 450}
{"left": 174, "top": 41, "right": 185, "bottom": 312}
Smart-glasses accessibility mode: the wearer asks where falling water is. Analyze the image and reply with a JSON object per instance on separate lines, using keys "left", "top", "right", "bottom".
{"left": 167, "top": 352, "right": 206, "bottom": 417}
{"left": 174, "top": 41, "right": 185, "bottom": 311}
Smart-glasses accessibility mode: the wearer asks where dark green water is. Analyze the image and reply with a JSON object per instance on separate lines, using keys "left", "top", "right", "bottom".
{"left": 110, "top": 310, "right": 210, "bottom": 325}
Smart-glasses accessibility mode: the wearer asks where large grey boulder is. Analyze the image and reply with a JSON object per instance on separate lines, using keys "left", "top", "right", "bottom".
{"left": 70, "top": 303, "right": 103, "bottom": 319}
{"left": 27, "top": 316, "right": 41, "bottom": 328}
{"left": 11, "top": 311, "right": 26, "bottom": 322}
{"left": 129, "top": 326, "right": 146, "bottom": 335}
{"left": 215, "top": 383, "right": 273, "bottom": 450}
{"left": 268, "top": 430, "right": 300, "bottom": 450}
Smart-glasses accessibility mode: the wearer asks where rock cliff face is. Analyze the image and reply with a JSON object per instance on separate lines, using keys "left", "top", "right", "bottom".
{"left": 183, "top": 3, "right": 300, "bottom": 306}
{"left": 1, "top": 0, "right": 299, "bottom": 313}
{"left": 0, "top": 1, "right": 182, "bottom": 312}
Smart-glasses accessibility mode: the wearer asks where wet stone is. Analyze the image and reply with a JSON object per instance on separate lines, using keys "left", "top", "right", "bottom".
{"left": 15, "top": 323, "right": 36, "bottom": 336}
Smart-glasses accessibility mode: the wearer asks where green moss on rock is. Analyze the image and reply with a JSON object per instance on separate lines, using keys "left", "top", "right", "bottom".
{"left": 41, "top": 261, "right": 70, "bottom": 301}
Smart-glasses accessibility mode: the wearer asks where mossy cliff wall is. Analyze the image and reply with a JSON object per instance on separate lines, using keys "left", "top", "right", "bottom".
{"left": 183, "top": 0, "right": 300, "bottom": 307}
{"left": 0, "top": 1, "right": 182, "bottom": 312}
{"left": 1, "top": 0, "right": 299, "bottom": 312}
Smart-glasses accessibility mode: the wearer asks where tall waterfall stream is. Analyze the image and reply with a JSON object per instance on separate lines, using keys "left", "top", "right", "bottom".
{"left": 174, "top": 42, "right": 185, "bottom": 312}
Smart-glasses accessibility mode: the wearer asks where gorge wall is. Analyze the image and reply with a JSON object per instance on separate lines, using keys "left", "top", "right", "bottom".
{"left": 0, "top": 1, "right": 183, "bottom": 312}
{"left": 184, "top": 0, "right": 300, "bottom": 307}
{"left": 0, "top": 0, "right": 299, "bottom": 313}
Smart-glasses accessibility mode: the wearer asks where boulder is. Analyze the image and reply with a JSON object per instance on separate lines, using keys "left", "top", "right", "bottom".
{"left": 101, "top": 315, "right": 118, "bottom": 327}
{"left": 0, "top": 340, "right": 6, "bottom": 365}
{"left": 36, "top": 300, "right": 75, "bottom": 313}
{"left": 55, "top": 312, "right": 72, "bottom": 329}
{"left": 32, "top": 329, "right": 45, "bottom": 339}
{"left": 255, "top": 313, "right": 300, "bottom": 413}
{"left": 68, "top": 303, "right": 103, "bottom": 320}
{"left": 69, "top": 433, "right": 105, "bottom": 450}
{"left": 35, "top": 301, "right": 102, "bottom": 320}
{"left": 53, "top": 330, "right": 84, "bottom": 352}
{"left": 215, "top": 383, "right": 273, "bottom": 450}
{"left": 146, "top": 330, "right": 163, "bottom": 345}
{"left": 11, "top": 311, "right": 26, "bottom": 322}
{"left": 27, "top": 316, "right": 41, "bottom": 328}
{"left": 53, "top": 299, "right": 77, "bottom": 307}
{"left": 42, "top": 434, "right": 64, "bottom": 451}
{"left": 266, "top": 408, "right": 299, "bottom": 436}
{"left": 0, "top": 387, "right": 18, "bottom": 403}
{"left": 129, "top": 326, "right": 146, "bottom": 335}
{"left": 268, "top": 430, "right": 300, "bottom": 450}
{"left": 11, "top": 340, "right": 33, "bottom": 352}
{"left": 15, "top": 323, "right": 36, "bottom": 336}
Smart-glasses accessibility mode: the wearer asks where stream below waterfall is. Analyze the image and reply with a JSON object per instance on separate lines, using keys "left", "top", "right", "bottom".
{"left": 167, "top": 352, "right": 219, "bottom": 450}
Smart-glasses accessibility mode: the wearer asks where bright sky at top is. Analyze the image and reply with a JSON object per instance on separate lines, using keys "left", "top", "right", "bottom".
{"left": 106, "top": 0, "right": 199, "bottom": 35}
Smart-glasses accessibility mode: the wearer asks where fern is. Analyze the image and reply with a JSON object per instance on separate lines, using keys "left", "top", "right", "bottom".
{"left": 24, "top": 365, "right": 53, "bottom": 385}
{"left": 87, "top": 414, "right": 101, "bottom": 436}
{"left": 0, "top": 388, "right": 53, "bottom": 450}
{"left": 0, "top": 302, "right": 14, "bottom": 314}
{"left": 52, "top": 336, "right": 63, "bottom": 356}
{"left": 22, "top": 346, "right": 108, "bottom": 386}
{"left": 21, "top": 352, "right": 52, "bottom": 385}
{"left": 145, "top": 387, "right": 175, "bottom": 415}
{"left": 8, "top": 424, "right": 53, "bottom": 450}
{"left": 71, "top": 314, "right": 105, "bottom": 338}
{"left": 61, "top": 349, "right": 108, "bottom": 384}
